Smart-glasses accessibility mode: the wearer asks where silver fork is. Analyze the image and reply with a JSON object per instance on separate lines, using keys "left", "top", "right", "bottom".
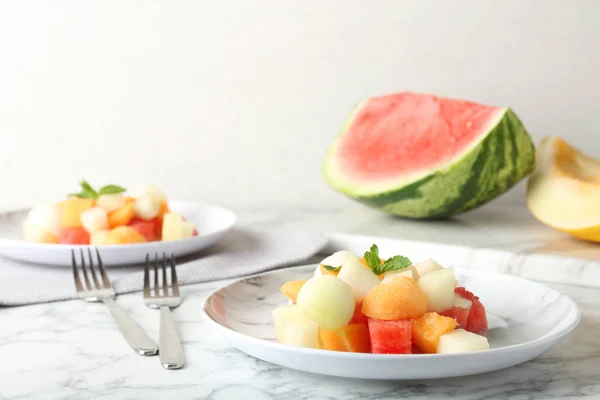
{"left": 72, "top": 248, "right": 158, "bottom": 356}
{"left": 143, "top": 253, "right": 184, "bottom": 370}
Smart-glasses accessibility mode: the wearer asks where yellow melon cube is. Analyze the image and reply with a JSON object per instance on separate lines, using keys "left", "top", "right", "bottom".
{"left": 60, "top": 198, "right": 95, "bottom": 228}
{"left": 107, "top": 226, "right": 147, "bottom": 245}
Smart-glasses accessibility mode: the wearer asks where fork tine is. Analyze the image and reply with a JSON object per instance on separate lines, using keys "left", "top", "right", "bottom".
{"left": 161, "top": 252, "right": 169, "bottom": 296}
{"left": 153, "top": 252, "right": 160, "bottom": 296}
{"left": 170, "top": 253, "right": 179, "bottom": 297}
{"left": 79, "top": 249, "right": 92, "bottom": 290}
{"left": 87, "top": 247, "right": 101, "bottom": 289}
{"left": 144, "top": 254, "right": 151, "bottom": 298}
{"left": 95, "top": 248, "right": 111, "bottom": 288}
{"left": 71, "top": 249, "right": 84, "bottom": 292}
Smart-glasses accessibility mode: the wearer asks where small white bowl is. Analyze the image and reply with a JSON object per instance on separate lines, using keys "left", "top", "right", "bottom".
{"left": 0, "top": 201, "right": 236, "bottom": 266}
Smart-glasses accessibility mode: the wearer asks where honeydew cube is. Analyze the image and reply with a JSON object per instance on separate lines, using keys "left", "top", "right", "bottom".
{"left": 273, "top": 305, "right": 303, "bottom": 342}
{"left": 133, "top": 194, "right": 160, "bottom": 220}
{"left": 320, "top": 250, "right": 358, "bottom": 269}
{"left": 80, "top": 207, "right": 109, "bottom": 234}
{"left": 437, "top": 329, "right": 490, "bottom": 354}
{"left": 162, "top": 213, "right": 185, "bottom": 241}
{"left": 418, "top": 267, "right": 456, "bottom": 312}
{"left": 272, "top": 305, "right": 319, "bottom": 348}
{"left": 415, "top": 258, "right": 444, "bottom": 276}
{"left": 182, "top": 221, "right": 195, "bottom": 239}
{"left": 27, "top": 204, "right": 61, "bottom": 235}
{"left": 381, "top": 265, "right": 419, "bottom": 284}
{"left": 454, "top": 294, "right": 473, "bottom": 309}
{"left": 22, "top": 220, "right": 58, "bottom": 243}
{"left": 296, "top": 275, "right": 355, "bottom": 330}
{"left": 96, "top": 194, "right": 126, "bottom": 213}
{"left": 337, "top": 257, "right": 382, "bottom": 301}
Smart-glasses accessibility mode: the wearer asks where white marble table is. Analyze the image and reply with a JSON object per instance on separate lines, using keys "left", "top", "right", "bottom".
{"left": 1, "top": 204, "right": 600, "bottom": 399}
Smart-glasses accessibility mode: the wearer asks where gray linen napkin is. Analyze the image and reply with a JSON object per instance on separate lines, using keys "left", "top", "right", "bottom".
{"left": 0, "top": 227, "right": 327, "bottom": 306}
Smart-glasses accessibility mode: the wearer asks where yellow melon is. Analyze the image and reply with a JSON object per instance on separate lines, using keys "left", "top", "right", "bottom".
{"left": 527, "top": 136, "right": 600, "bottom": 242}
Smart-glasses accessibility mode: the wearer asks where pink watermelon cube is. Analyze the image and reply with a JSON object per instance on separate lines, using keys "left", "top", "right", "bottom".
{"left": 440, "top": 306, "right": 470, "bottom": 329}
{"left": 455, "top": 287, "right": 488, "bottom": 335}
{"left": 368, "top": 318, "right": 412, "bottom": 354}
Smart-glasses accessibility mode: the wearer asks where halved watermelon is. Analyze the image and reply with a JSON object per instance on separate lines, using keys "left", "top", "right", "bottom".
{"left": 368, "top": 318, "right": 412, "bottom": 354}
{"left": 455, "top": 287, "right": 488, "bottom": 335}
{"left": 323, "top": 92, "right": 535, "bottom": 218}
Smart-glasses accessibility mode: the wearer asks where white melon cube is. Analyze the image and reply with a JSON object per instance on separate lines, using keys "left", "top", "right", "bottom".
{"left": 415, "top": 258, "right": 444, "bottom": 276}
{"left": 437, "top": 329, "right": 490, "bottom": 354}
{"left": 182, "top": 221, "right": 195, "bottom": 239}
{"left": 454, "top": 294, "right": 473, "bottom": 309}
{"left": 272, "top": 305, "right": 304, "bottom": 342}
{"left": 281, "top": 314, "right": 319, "bottom": 349}
{"left": 27, "top": 204, "right": 61, "bottom": 235}
{"left": 337, "top": 257, "right": 382, "bottom": 301}
{"left": 90, "top": 230, "right": 111, "bottom": 246}
{"left": 80, "top": 207, "right": 109, "bottom": 234}
{"left": 96, "top": 194, "right": 126, "bottom": 212}
{"left": 131, "top": 184, "right": 167, "bottom": 203}
{"left": 22, "top": 220, "right": 58, "bottom": 243}
{"left": 296, "top": 275, "right": 355, "bottom": 330}
{"left": 134, "top": 194, "right": 160, "bottom": 220}
{"left": 381, "top": 265, "right": 419, "bottom": 284}
{"left": 418, "top": 267, "right": 456, "bottom": 312}
{"left": 162, "top": 213, "right": 185, "bottom": 241}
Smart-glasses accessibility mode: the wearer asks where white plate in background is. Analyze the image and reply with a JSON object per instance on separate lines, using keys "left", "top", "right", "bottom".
{"left": 202, "top": 265, "right": 580, "bottom": 380}
{"left": 0, "top": 201, "right": 236, "bottom": 266}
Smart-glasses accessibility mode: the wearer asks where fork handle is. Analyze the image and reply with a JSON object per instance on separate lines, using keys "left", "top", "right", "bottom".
{"left": 102, "top": 298, "right": 159, "bottom": 356}
{"left": 159, "top": 306, "right": 184, "bottom": 369}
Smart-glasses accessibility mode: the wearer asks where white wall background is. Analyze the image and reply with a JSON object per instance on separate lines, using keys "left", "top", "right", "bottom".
{"left": 0, "top": 0, "right": 598, "bottom": 211}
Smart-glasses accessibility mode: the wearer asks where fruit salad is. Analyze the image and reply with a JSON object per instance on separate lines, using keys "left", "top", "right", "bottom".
{"left": 22, "top": 181, "right": 199, "bottom": 245}
{"left": 273, "top": 245, "right": 489, "bottom": 354}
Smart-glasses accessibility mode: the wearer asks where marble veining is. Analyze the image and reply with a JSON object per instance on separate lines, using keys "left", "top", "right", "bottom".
{"left": 1, "top": 205, "right": 600, "bottom": 399}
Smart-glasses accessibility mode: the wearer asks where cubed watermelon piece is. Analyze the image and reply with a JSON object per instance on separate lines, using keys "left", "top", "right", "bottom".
{"left": 350, "top": 302, "right": 369, "bottom": 325}
{"left": 128, "top": 218, "right": 159, "bottom": 242}
{"left": 440, "top": 307, "right": 470, "bottom": 329}
{"left": 455, "top": 287, "right": 488, "bottom": 335}
{"left": 58, "top": 227, "right": 90, "bottom": 245}
{"left": 367, "top": 318, "right": 412, "bottom": 354}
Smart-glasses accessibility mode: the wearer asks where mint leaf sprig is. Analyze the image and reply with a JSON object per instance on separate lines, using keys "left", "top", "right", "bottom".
{"left": 69, "top": 180, "right": 126, "bottom": 200}
{"left": 322, "top": 264, "right": 342, "bottom": 272}
{"left": 363, "top": 244, "right": 412, "bottom": 275}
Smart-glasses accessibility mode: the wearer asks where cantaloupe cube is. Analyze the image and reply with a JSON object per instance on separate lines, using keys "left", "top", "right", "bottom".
{"left": 412, "top": 312, "right": 458, "bottom": 354}
{"left": 437, "top": 329, "right": 490, "bottom": 354}
{"left": 280, "top": 280, "right": 307, "bottom": 304}
{"left": 107, "top": 226, "right": 147, "bottom": 244}
{"left": 319, "top": 323, "right": 371, "bottom": 353}
{"left": 60, "top": 198, "right": 95, "bottom": 228}
{"left": 107, "top": 203, "right": 135, "bottom": 228}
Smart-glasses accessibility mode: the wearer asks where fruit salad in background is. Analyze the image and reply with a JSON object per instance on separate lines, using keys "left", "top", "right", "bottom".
{"left": 22, "top": 181, "right": 199, "bottom": 245}
{"left": 274, "top": 245, "right": 489, "bottom": 354}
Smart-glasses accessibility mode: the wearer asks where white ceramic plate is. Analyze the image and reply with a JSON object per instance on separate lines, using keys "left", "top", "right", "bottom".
{"left": 0, "top": 201, "right": 236, "bottom": 266}
{"left": 202, "top": 265, "right": 580, "bottom": 380}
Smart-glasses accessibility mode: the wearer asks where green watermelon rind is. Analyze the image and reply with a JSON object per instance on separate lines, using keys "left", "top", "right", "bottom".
{"left": 323, "top": 108, "right": 535, "bottom": 219}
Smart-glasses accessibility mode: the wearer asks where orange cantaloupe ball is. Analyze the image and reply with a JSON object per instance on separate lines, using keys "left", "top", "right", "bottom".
{"left": 361, "top": 276, "right": 427, "bottom": 320}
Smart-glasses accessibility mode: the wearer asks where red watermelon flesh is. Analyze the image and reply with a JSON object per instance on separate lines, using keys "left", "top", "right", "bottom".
{"left": 336, "top": 93, "right": 502, "bottom": 180}
{"left": 368, "top": 318, "right": 412, "bottom": 354}
{"left": 350, "top": 302, "right": 369, "bottom": 325}
{"left": 440, "top": 307, "right": 470, "bottom": 329}
{"left": 455, "top": 287, "right": 488, "bottom": 335}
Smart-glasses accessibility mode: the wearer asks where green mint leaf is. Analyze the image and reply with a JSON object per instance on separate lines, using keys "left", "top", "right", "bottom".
{"left": 69, "top": 188, "right": 97, "bottom": 199}
{"left": 372, "top": 255, "right": 412, "bottom": 275}
{"left": 80, "top": 180, "right": 97, "bottom": 196}
{"left": 99, "top": 185, "right": 126, "bottom": 195}
{"left": 322, "top": 264, "right": 341, "bottom": 272}
{"left": 363, "top": 244, "right": 381, "bottom": 271}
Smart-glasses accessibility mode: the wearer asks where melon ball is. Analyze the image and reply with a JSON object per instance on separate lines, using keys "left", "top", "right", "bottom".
{"left": 296, "top": 275, "right": 355, "bottom": 330}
